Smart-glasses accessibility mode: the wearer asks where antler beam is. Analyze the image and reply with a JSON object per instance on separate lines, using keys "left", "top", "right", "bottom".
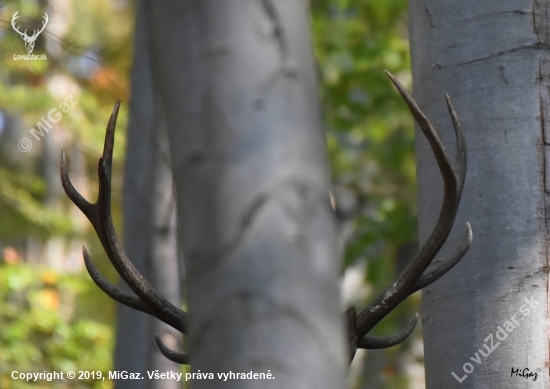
{"left": 60, "top": 101, "right": 189, "bottom": 363}
{"left": 346, "top": 71, "right": 472, "bottom": 362}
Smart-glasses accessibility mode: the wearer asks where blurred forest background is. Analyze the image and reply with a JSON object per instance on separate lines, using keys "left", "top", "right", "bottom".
{"left": 0, "top": 0, "right": 421, "bottom": 388}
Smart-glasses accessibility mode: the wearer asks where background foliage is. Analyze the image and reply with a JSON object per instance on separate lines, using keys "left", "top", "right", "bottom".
{"left": 0, "top": 1, "right": 131, "bottom": 387}
{"left": 0, "top": 262, "right": 112, "bottom": 389}
{"left": 312, "top": 2, "right": 419, "bottom": 386}
{"left": 0, "top": 0, "right": 418, "bottom": 388}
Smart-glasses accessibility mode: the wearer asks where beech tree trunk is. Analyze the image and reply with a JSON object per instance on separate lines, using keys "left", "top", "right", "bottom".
{"left": 410, "top": 1, "right": 550, "bottom": 387}
{"left": 147, "top": 1, "right": 347, "bottom": 387}
{"left": 113, "top": 0, "right": 152, "bottom": 383}
{"left": 145, "top": 108, "right": 182, "bottom": 389}
{"left": 114, "top": 1, "right": 181, "bottom": 388}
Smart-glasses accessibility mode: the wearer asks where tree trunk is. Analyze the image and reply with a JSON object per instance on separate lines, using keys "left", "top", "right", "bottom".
{"left": 410, "top": 1, "right": 550, "bottom": 387}
{"left": 114, "top": 1, "right": 181, "bottom": 388}
{"left": 148, "top": 1, "right": 347, "bottom": 387}
{"left": 146, "top": 107, "right": 183, "bottom": 389}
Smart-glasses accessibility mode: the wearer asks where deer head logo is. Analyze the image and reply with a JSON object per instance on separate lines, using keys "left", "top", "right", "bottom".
{"left": 11, "top": 11, "right": 49, "bottom": 54}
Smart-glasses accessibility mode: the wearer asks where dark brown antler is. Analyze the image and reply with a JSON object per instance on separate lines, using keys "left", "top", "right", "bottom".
{"left": 347, "top": 71, "right": 472, "bottom": 362}
{"left": 60, "top": 101, "right": 189, "bottom": 364}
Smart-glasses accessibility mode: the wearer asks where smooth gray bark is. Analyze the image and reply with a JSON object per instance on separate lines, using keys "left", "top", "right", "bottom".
{"left": 146, "top": 108, "right": 182, "bottom": 389}
{"left": 115, "top": 1, "right": 181, "bottom": 388}
{"left": 148, "top": 1, "right": 347, "bottom": 387}
{"left": 410, "top": 1, "right": 550, "bottom": 387}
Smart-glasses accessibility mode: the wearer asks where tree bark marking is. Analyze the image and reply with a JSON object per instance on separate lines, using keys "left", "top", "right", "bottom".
{"left": 259, "top": 0, "right": 287, "bottom": 60}
{"left": 533, "top": 0, "right": 550, "bottom": 45}
{"left": 538, "top": 59, "right": 550, "bottom": 192}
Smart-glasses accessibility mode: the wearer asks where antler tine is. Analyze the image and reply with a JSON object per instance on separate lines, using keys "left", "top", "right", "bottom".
{"left": 414, "top": 222, "right": 472, "bottom": 292}
{"left": 61, "top": 101, "right": 188, "bottom": 340}
{"left": 41, "top": 13, "right": 49, "bottom": 28}
{"left": 11, "top": 11, "right": 23, "bottom": 36}
{"left": 59, "top": 101, "right": 121, "bottom": 218}
{"left": 60, "top": 102, "right": 120, "bottom": 228}
{"left": 155, "top": 334, "right": 190, "bottom": 364}
{"left": 446, "top": 93, "right": 467, "bottom": 189}
{"left": 61, "top": 150, "right": 97, "bottom": 222}
{"left": 354, "top": 72, "right": 469, "bottom": 339}
{"left": 385, "top": 71, "right": 457, "bottom": 190}
{"left": 357, "top": 313, "right": 418, "bottom": 349}
{"left": 92, "top": 102, "right": 187, "bottom": 333}
{"left": 29, "top": 13, "right": 49, "bottom": 38}
{"left": 346, "top": 307, "right": 359, "bottom": 362}
{"left": 83, "top": 247, "right": 185, "bottom": 333}
{"left": 83, "top": 246, "right": 150, "bottom": 313}
{"left": 346, "top": 308, "right": 418, "bottom": 361}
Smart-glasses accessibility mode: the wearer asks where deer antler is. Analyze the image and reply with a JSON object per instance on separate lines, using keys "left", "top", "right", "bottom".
{"left": 11, "top": 11, "right": 49, "bottom": 53}
{"left": 11, "top": 11, "right": 25, "bottom": 38}
{"left": 30, "top": 13, "right": 49, "bottom": 39}
{"left": 60, "top": 101, "right": 189, "bottom": 364}
{"left": 346, "top": 71, "right": 472, "bottom": 362}
{"left": 11, "top": 11, "right": 48, "bottom": 38}
{"left": 61, "top": 73, "right": 470, "bottom": 366}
